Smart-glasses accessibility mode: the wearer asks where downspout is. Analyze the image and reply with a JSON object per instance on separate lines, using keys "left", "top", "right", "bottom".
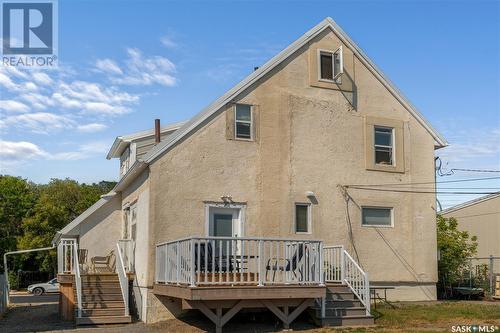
{"left": 3, "top": 246, "right": 55, "bottom": 306}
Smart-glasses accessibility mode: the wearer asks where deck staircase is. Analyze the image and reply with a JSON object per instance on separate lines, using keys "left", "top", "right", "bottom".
{"left": 310, "top": 283, "right": 374, "bottom": 326}
{"left": 75, "top": 274, "right": 131, "bottom": 325}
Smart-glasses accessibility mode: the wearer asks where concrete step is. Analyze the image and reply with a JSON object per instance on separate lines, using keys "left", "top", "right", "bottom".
{"left": 76, "top": 315, "right": 131, "bottom": 325}
{"left": 320, "top": 315, "right": 374, "bottom": 327}
{"left": 324, "top": 299, "right": 363, "bottom": 307}
{"left": 313, "top": 307, "right": 367, "bottom": 317}
{"left": 81, "top": 300, "right": 125, "bottom": 309}
{"left": 80, "top": 308, "right": 126, "bottom": 317}
{"left": 326, "top": 285, "right": 351, "bottom": 293}
{"left": 325, "top": 291, "right": 357, "bottom": 301}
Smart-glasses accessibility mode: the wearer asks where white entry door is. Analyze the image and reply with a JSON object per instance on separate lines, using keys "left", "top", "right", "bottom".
{"left": 208, "top": 207, "right": 241, "bottom": 238}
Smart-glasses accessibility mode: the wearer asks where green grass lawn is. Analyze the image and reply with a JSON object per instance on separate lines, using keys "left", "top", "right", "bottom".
{"left": 322, "top": 301, "right": 500, "bottom": 333}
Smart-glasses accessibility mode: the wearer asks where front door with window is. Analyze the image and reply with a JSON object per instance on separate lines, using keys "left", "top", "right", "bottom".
{"left": 208, "top": 207, "right": 241, "bottom": 257}
{"left": 209, "top": 207, "right": 241, "bottom": 238}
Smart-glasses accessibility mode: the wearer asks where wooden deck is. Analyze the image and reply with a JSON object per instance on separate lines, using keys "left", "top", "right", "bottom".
{"left": 153, "top": 283, "right": 326, "bottom": 332}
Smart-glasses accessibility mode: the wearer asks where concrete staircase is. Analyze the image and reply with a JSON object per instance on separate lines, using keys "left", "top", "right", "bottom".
{"left": 310, "top": 284, "right": 374, "bottom": 327}
{"left": 75, "top": 274, "right": 131, "bottom": 325}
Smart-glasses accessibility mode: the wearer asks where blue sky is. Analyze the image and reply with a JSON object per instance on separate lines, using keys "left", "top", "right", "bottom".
{"left": 1, "top": 0, "right": 499, "bottom": 209}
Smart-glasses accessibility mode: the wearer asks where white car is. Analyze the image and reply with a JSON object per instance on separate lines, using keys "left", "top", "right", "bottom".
{"left": 27, "top": 278, "right": 60, "bottom": 295}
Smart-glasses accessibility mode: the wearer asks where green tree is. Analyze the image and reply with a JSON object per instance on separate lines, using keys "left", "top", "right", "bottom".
{"left": 0, "top": 175, "right": 38, "bottom": 270}
{"left": 437, "top": 214, "right": 478, "bottom": 288}
{"left": 17, "top": 179, "right": 116, "bottom": 273}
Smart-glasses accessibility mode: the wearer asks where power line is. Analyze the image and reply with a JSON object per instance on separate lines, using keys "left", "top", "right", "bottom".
{"left": 450, "top": 168, "right": 500, "bottom": 173}
{"left": 344, "top": 176, "right": 500, "bottom": 188}
{"left": 345, "top": 186, "right": 499, "bottom": 195}
{"left": 439, "top": 211, "right": 500, "bottom": 219}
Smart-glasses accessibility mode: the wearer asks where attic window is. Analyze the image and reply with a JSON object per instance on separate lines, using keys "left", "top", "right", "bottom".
{"left": 374, "top": 126, "right": 394, "bottom": 165}
{"left": 235, "top": 104, "right": 252, "bottom": 140}
{"left": 318, "top": 46, "right": 343, "bottom": 82}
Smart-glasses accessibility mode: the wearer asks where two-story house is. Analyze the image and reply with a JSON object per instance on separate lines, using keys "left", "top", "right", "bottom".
{"left": 53, "top": 17, "right": 447, "bottom": 331}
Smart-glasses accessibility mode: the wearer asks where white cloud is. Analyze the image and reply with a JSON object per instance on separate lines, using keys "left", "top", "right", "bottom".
{"left": 49, "top": 141, "right": 109, "bottom": 160}
{"left": 32, "top": 72, "right": 53, "bottom": 85}
{"left": 0, "top": 100, "right": 30, "bottom": 113}
{"left": 0, "top": 140, "right": 46, "bottom": 162}
{"left": 77, "top": 123, "right": 107, "bottom": 133}
{"left": 96, "top": 48, "right": 176, "bottom": 87}
{"left": 95, "top": 59, "right": 123, "bottom": 75}
{"left": 160, "top": 35, "right": 177, "bottom": 49}
{"left": 0, "top": 112, "right": 75, "bottom": 134}
{"left": 437, "top": 127, "right": 500, "bottom": 163}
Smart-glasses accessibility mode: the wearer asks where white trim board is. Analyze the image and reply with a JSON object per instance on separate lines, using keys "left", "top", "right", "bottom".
{"left": 143, "top": 17, "right": 447, "bottom": 165}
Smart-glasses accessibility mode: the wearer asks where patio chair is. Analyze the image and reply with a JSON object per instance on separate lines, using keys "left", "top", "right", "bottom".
{"left": 90, "top": 249, "right": 115, "bottom": 273}
{"left": 265, "top": 243, "right": 305, "bottom": 282}
{"left": 194, "top": 242, "right": 234, "bottom": 272}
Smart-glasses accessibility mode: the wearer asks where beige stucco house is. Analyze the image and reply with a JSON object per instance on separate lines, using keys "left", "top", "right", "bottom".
{"left": 53, "top": 17, "right": 447, "bottom": 329}
{"left": 440, "top": 193, "right": 500, "bottom": 271}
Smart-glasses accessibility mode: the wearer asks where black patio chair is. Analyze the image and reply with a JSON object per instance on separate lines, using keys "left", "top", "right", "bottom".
{"left": 265, "top": 243, "right": 305, "bottom": 282}
{"left": 194, "top": 241, "right": 234, "bottom": 273}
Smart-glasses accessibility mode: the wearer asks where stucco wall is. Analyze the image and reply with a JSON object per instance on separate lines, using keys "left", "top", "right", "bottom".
{"left": 78, "top": 195, "right": 122, "bottom": 270}
{"left": 121, "top": 169, "right": 151, "bottom": 320}
{"left": 442, "top": 195, "right": 500, "bottom": 261}
{"left": 147, "top": 28, "right": 438, "bottom": 301}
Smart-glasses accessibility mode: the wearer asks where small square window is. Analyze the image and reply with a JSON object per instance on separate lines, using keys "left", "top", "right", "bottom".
{"left": 295, "top": 204, "right": 310, "bottom": 233}
{"left": 362, "top": 207, "right": 393, "bottom": 227}
{"left": 235, "top": 104, "right": 252, "bottom": 140}
{"left": 318, "top": 47, "right": 343, "bottom": 82}
{"left": 374, "top": 126, "right": 394, "bottom": 165}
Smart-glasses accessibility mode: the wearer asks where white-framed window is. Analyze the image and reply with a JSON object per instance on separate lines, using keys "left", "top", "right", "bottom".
{"left": 374, "top": 126, "right": 394, "bottom": 166}
{"left": 361, "top": 207, "right": 393, "bottom": 227}
{"left": 318, "top": 46, "right": 343, "bottom": 82}
{"left": 235, "top": 104, "right": 253, "bottom": 140}
{"left": 295, "top": 203, "right": 311, "bottom": 233}
{"left": 120, "top": 147, "right": 130, "bottom": 177}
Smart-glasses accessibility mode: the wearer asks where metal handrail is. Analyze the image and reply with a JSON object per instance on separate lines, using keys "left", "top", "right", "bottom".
{"left": 116, "top": 243, "right": 129, "bottom": 316}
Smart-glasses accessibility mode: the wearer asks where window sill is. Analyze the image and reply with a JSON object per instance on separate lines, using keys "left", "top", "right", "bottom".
{"left": 361, "top": 224, "right": 394, "bottom": 229}
{"left": 234, "top": 137, "right": 254, "bottom": 142}
{"left": 366, "top": 165, "right": 404, "bottom": 174}
{"left": 295, "top": 231, "right": 312, "bottom": 235}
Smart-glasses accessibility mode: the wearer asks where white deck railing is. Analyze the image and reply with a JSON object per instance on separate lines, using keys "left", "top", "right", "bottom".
{"left": 324, "top": 245, "right": 370, "bottom": 315}
{"left": 57, "top": 239, "right": 76, "bottom": 274}
{"left": 156, "top": 237, "right": 324, "bottom": 286}
{"left": 116, "top": 243, "right": 129, "bottom": 316}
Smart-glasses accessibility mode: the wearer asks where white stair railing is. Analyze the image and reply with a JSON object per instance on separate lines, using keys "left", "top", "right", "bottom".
{"left": 116, "top": 243, "right": 129, "bottom": 316}
{"left": 72, "top": 241, "right": 82, "bottom": 318}
{"left": 118, "top": 239, "right": 134, "bottom": 272}
{"left": 324, "top": 245, "right": 370, "bottom": 315}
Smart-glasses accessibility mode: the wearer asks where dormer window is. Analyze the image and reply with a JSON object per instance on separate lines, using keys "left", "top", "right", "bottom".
{"left": 318, "top": 46, "right": 343, "bottom": 82}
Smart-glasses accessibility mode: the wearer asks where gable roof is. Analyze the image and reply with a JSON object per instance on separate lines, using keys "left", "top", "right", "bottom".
{"left": 143, "top": 17, "right": 447, "bottom": 164}
{"left": 106, "top": 120, "right": 186, "bottom": 159}
{"left": 439, "top": 192, "right": 500, "bottom": 215}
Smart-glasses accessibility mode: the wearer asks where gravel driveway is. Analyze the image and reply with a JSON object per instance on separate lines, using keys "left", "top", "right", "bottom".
{"left": 0, "top": 292, "right": 317, "bottom": 332}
